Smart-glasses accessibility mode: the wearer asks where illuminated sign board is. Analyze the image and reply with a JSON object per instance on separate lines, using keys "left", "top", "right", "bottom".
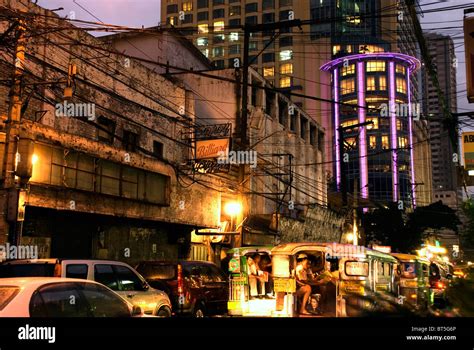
{"left": 195, "top": 138, "right": 230, "bottom": 160}
{"left": 462, "top": 132, "right": 474, "bottom": 170}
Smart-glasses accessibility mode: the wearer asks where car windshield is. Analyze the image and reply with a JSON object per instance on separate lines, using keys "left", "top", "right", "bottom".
{"left": 0, "top": 264, "right": 55, "bottom": 277}
{"left": 136, "top": 264, "right": 176, "bottom": 280}
{"left": 0, "top": 286, "right": 20, "bottom": 310}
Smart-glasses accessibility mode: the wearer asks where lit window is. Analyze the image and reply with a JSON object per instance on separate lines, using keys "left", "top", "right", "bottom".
{"left": 396, "top": 77, "right": 407, "bottom": 93}
{"left": 366, "top": 76, "right": 376, "bottom": 91}
{"left": 341, "top": 64, "right": 355, "bottom": 76}
{"left": 279, "top": 50, "right": 293, "bottom": 61}
{"left": 200, "top": 49, "right": 209, "bottom": 57}
{"left": 398, "top": 136, "right": 407, "bottom": 148}
{"left": 182, "top": 2, "right": 193, "bottom": 11}
{"left": 381, "top": 135, "right": 389, "bottom": 149}
{"left": 263, "top": 67, "right": 275, "bottom": 77}
{"left": 345, "top": 137, "right": 357, "bottom": 149}
{"left": 379, "top": 76, "right": 387, "bottom": 90}
{"left": 366, "top": 61, "right": 386, "bottom": 72}
{"left": 341, "top": 78, "right": 355, "bottom": 95}
{"left": 280, "top": 63, "right": 293, "bottom": 74}
{"left": 214, "top": 21, "right": 225, "bottom": 32}
{"left": 198, "top": 24, "right": 209, "bottom": 34}
{"left": 212, "top": 47, "right": 224, "bottom": 57}
{"left": 280, "top": 77, "right": 291, "bottom": 88}
{"left": 229, "top": 5, "right": 241, "bottom": 16}
{"left": 369, "top": 136, "right": 377, "bottom": 149}
{"left": 360, "top": 45, "right": 384, "bottom": 53}
{"left": 197, "top": 37, "right": 208, "bottom": 46}
{"left": 366, "top": 117, "right": 378, "bottom": 129}
{"left": 340, "top": 119, "right": 357, "bottom": 129}
{"left": 333, "top": 45, "right": 341, "bottom": 55}
{"left": 396, "top": 64, "right": 406, "bottom": 75}
{"left": 397, "top": 119, "right": 402, "bottom": 130}
{"left": 229, "top": 32, "right": 239, "bottom": 41}
{"left": 168, "top": 16, "right": 176, "bottom": 25}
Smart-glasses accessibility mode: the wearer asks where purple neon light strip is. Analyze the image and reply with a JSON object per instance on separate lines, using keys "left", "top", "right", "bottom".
{"left": 389, "top": 62, "right": 398, "bottom": 202}
{"left": 407, "top": 68, "right": 416, "bottom": 208}
{"left": 357, "top": 62, "right": 368, "bottom": 199}
{"left": 334, "top": 68, "right": 341, "bottom": 189}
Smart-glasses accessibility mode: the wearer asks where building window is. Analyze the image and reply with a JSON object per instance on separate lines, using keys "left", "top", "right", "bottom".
{"left": 263, "top": 67, "right": 275, "bottom": 77}
{"left": 367, "top": 76, "right": 376, "bottom": 91}
{"left": 263, "top": 39, "right": 274, "bottom": 49}
{"left": 366, "top": 117, "right": 378, "bottom": 129}
{"left": 212, "top": 47, "right": 224, "bottom": 57}
{"left": 396, "top": 77, "right": 407, "bottom": 93}
{"left": 229, "top": 32, "right": 239, "bottom": 41}
{"left": 341, "top": 78, "right": 355, "bottom": 95}
{"left": 279, "top": 49, "right": 293, "bottom": 61}
{"left": 262, "top": 52, "right": 275, "bottom": 63}
{"left": 182, "top": 2, "right": 193, "bottom": 11}
{"left": 340, "top": 119, "right": 357, "bottom": 129}
{"left": 369, "top": 136, "right": 377, "bottom": 149}
{"left": 396, "top": 64, "right": 406, "bottom": 75}
{"left": 310, "top": 125, "right": 317, "bottom": 146}
{"left": 379, "top": 76, "right": 387, "bottom": 90}
{"left": 280, "top": 63, "right": 293, "bottom": 74}
{"left": 280, "top": 76, "right": 291, "bottom": 88}
{"left": 262, "top": 12, "right": 275, "bottom": 23}
{"left": 279, "top": 9, "right": 292, "bottom": 21}
{"left": 182, "top": 14, "right": 193, "bottom": 24}
{"left": 280, "top": 0, "right": 292, "bottom": 6}
{"left": 341, "top": 64, "right": 355, "bottom": 76}
{"left": 200, "top": 48, "right": 209, "bottom": 57}
{"left": 263, "top": 0, "right": 275, "bottom": 10}
{"left": 245, "top": 3, "right": 258, "bottom": 13}
{"left": 213, "top": 0, "right": 225, "bottom": 5}
{"left": 197, "top": 0, "right": 209, "bottom": 9}
{"left": 213, "top": 34, "right": 225, "bottom": 44}
{"left": 123, "top": 130, "right": 138, "bottom": 152}
{"left": 153, "top": 141, "right": 164, "bottom": 159}
{"left": 249, "top": 41, "right": 258, "bottom": 51}
{"left": 97, "top": 116, "right": 116, "bottom": 144}
{"left": 381, "top": 135, "right": 389, "bottom": 149}
{"left": 198, "top": 24, "right": 209, "bottom": 33}
{"left": 213, "top": 8, "right": 225, "bottom": 18}
{"left": 398, "top": 136, "right": 407, "bottom": 148}
{"left": 300, "top": 117, "right": 307, "bottom": 139}
{"left": 229, "top": 44, "right": 240, "bottom": 55}
{"left": 167, "top": 4, "right": 178, "bottom": 14}
{"left": 197, "top": 37, "right": 208, "bottom": 46}
{"left": 167, "top": 16, "right": 177, "bottom": 25}
{"left": 229, "top": 18, "right": 241, "bottom": 26}
{"left": 229, "top": 5, "right": 241, "bottom": 16}
{"left": 213, "top": 21, "right": 225, "bottom": 32}
{"left": 245, "top": 16, "right": 258, "bottom": 25}
{"left": 214, "top": 60, "right": 225, "bottom": 69}
{"left": 279, "top": 36, "right": 292, "bottom": 47}
{"left": 197, "top": 11, "right": 209, "bottom": 21}
{"left": 366, "top": 61, "right": 386, "bottom": 72}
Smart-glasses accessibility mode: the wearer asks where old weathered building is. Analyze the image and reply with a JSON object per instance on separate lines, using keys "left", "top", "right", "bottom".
{"left": 0, "top": 0, "right": 222, "bottom": 265}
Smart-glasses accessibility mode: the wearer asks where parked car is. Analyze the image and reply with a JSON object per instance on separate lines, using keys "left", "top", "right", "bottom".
{"left": 0, "top": 259, "right": 172, "bottom": 317}
{"left": 0, "top": 277, "right": 144, "bottom": 317}
{"left": 135, "top": 260, "right": 228, "bottom": 317}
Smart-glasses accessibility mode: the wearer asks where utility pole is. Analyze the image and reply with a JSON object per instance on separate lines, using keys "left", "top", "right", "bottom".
{"left": 4, "top": 19, "right": 26, "bottom": 246}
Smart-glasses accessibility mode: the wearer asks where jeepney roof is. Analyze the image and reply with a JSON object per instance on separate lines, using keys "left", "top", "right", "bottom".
{"left": 391, "top": 253, "right": 430, "bottom": 264}
{"left": 271, "top": 242, "right": 398, "bottom": 261}
{"left": 227, "top": 246, "right": 273, "bottom": 255}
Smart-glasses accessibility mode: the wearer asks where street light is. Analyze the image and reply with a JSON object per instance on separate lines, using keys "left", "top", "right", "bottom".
{"left": 224, "top": 201, "right": 242, "bottom": 231}
{"left": 31, "top": 154, "right": 38, "bottom": 166}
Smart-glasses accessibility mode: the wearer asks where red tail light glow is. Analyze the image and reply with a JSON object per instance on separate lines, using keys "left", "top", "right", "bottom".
{"left": 436, "top": 282, "right": 444, "bottom": 289}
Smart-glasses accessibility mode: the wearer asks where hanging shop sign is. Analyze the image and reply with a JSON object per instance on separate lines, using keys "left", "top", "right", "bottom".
{"left": 195, "top": 138, "right": 230, "bottom": 160}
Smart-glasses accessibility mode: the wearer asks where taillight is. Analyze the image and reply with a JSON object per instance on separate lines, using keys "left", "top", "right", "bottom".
{"left": 177, "top": 264, "right": 184, "bottom": 295}
{"left": 53, "top": 263, "right": 61, "bottom": 277}
{"left": 436, "top": 282, "right": 444, "bottom": 289}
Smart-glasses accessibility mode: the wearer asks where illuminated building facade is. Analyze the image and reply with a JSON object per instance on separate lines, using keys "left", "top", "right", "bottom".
{"left": 321, "top": 53, "right": 421, "bottom": 207}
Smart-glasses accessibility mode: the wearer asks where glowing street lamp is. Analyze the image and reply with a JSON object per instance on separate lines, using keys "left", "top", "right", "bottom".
{"left": 224, "top": 201, "right": 242, "bottom": 231}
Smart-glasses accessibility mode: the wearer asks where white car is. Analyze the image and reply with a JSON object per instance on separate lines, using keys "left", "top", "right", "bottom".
{"left": 0, "top": 259, "right": 172, "bottom": 317}
{"left": 0, "top": 277, "right": 144, "bottom": 317}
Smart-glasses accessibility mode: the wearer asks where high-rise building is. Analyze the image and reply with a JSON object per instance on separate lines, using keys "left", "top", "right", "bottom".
{"left": 423, "top": 32, "right": 458, "bottom": 208}
{"left": 321, "top": 52, "right": 420, "bottom": 207}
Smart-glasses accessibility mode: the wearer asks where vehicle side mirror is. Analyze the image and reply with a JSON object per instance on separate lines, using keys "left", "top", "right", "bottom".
{"left": 131, "top": 305, "right": 142, "bottom": 317}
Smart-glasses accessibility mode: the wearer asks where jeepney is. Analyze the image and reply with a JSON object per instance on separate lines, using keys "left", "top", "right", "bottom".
{"left": 392, "top": 253, "right": 433, "bottom": 310}
{"left": 270, "top": 242, "right": 399, "bottom": 317}
{"left": 226, "top": 246, "right": 275, "bottom": 317}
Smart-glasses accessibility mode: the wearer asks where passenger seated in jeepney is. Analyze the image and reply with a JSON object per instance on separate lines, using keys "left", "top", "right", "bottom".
{"left": 247, "top": 254, "right": 265, "bottom": 298}
{"left": 295, "top": 254, "right": 316, "bottom": 315}
{"left": 313, "top": 259, "right": 339, "bottom": 314}
{"left": 259, "top": 255, "right": 274, "bottom": 298}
